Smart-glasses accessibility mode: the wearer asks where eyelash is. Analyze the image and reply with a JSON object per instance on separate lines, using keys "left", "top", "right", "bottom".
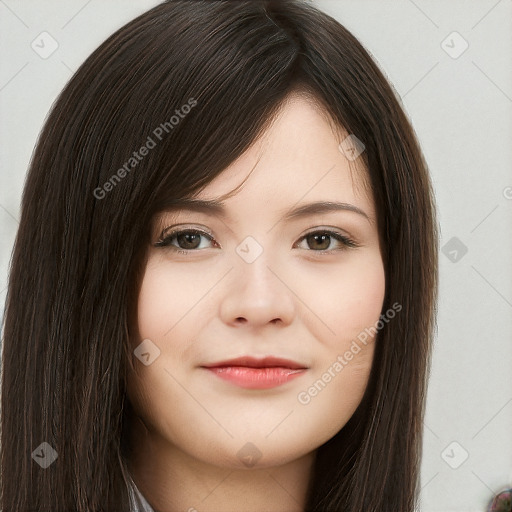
{"left": 154, "top": 228, "right": 359, "bottom": 255}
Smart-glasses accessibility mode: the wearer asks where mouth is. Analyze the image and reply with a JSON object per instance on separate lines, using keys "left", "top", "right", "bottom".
{"left": 200, "top": 356, "right": 309, "bottom": 390}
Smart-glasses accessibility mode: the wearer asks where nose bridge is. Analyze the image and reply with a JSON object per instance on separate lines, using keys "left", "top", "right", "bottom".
{"left": 218, "top": 235, "right": 295, "bottom": 326}
{"left": 234, "top": 236, "right": 283, "bottom": 298}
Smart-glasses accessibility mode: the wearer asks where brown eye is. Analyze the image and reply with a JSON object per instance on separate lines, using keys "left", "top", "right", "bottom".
{"left": 175, "top": 232, "right": 202, "bottom": 250}
{"left": 305, "top": 233, "right": 331, "bottom": 251}
{"left": 296, "top": 230, "right": 358, "bottom": 252}
{"left": 154, "top": 229, "right": 216, "bottom": 252}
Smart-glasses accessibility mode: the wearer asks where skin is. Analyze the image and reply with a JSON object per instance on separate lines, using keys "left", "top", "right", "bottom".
{"left": 125, "top": 92, "right": 386, "bottom": 512}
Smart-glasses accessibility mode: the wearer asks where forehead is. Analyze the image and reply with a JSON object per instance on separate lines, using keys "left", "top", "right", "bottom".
{"left": 191, "top": 94, "right": 374, "bottom": 214}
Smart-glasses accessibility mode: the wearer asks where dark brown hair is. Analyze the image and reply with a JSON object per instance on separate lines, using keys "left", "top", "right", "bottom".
{"left": 0, "top": 0, "right": 438, "bottom": 510}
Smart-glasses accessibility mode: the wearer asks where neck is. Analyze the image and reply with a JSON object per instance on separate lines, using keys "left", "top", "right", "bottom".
{"left": 126, "top": 417, "right": 316, "bottom": 512}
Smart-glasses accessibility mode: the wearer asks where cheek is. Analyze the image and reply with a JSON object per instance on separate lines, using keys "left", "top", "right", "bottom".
{"left": 135, "top": 258, "right": 195, "bottom": 340}
{"left": 294, "top": 251, "right": 386, "bottom": 345}
{"left": 134, "top": 254, "right": 224, "bottom": 354}
{"left": 291, "top": 254, "right": 385, "bottom": 433}
{"left": 294, "top": 347, "right": 375, "bottom": 444}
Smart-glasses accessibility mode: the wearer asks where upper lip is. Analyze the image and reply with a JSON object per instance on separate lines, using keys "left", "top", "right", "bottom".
{"left": 201, "top": 356, "right": 308, "bottom": 370}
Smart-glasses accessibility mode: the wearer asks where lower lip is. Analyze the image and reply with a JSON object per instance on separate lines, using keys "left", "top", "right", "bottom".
{"left": 203, "top": 366, "right": 307, "bottom": 389}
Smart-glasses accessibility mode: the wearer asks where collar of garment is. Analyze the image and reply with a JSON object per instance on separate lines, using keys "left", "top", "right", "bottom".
{"left": 127, "top": 471, "right": 155, "bottom": 512}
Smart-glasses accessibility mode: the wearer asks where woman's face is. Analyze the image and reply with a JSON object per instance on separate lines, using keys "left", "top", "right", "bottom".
{"left": 126, "top": 94, "right": 386, "bottom": 470}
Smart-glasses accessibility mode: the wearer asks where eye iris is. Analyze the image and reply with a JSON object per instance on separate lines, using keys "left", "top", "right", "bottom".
{"left": 308, "top": 234, "right": 330, "bottom": 250}
{"left": 178, "top": 232, "right": 202, "bottom": 249}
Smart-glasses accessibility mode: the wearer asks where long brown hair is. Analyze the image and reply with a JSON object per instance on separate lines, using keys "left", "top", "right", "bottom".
{"left": 0, "top": 0, "right": 438, "bottom": 510}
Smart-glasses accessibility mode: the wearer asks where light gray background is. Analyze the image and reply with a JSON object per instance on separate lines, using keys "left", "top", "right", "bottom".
{"left": 1, "top": 1, "right": 511, "bottom": 511}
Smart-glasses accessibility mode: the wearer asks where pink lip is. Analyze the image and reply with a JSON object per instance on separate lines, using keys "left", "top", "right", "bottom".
{"left": 201, "top": 356, "right": 308, "bottom": 390}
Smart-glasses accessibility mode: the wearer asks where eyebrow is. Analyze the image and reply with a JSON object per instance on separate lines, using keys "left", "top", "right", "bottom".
{"left": 160, "top": 198, "right": 371, "bottom": 222}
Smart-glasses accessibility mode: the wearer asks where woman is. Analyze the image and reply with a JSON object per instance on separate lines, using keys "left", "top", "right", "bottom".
{"left": 0, "top": 0, "right": 438, "bottom": 510}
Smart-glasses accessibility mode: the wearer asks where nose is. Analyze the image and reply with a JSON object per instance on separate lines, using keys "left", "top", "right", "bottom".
{"left": 218, "top": 253, "right": 296, "bottom": 328}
